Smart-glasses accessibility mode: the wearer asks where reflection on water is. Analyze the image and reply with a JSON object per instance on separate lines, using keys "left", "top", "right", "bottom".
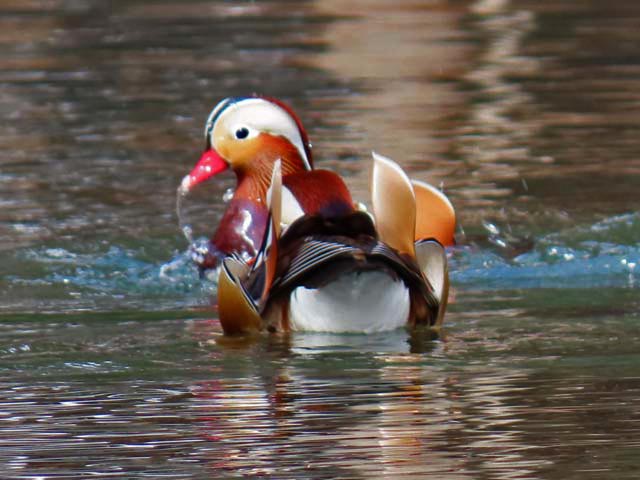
{"left": 1, "top": 319, "right": 639, "bottom": 479}
{"left": 1, "top": 0, "right": 640, "bottom": 478}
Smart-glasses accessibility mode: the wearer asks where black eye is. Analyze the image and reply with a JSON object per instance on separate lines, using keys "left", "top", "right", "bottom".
{"left": 235, "top": 127, "right": 250, "bottom": 139}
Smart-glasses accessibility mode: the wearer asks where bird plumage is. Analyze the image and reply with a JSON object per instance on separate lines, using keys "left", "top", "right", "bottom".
{"left": 180, "top": 96, "right": 315, "bottom": 269}
{"left": 178, "top": 95, "right": 456, "bottom": 334}
{"left": 215, "top": 154, "right": 450, "bottom": 336}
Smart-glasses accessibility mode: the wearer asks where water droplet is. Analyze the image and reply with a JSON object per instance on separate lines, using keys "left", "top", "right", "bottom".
{"left": 223, "top": 188, "right": 234, "bottom": 203}
{"left": 176, "top": 184, "right": 194, "bottom": 244}
{"left": 494, "top": 238, "right": 507, "bottom": 248}
{"left": 182, "top": 225, "right": 194, "bottom": 244}
{"left": 483, "top": 221, "right": 500, "bottom": 235}
{"left": 45, "top": 248, "right": 74, "bottom": 259}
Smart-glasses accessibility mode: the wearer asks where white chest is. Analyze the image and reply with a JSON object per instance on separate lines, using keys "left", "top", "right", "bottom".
{"left": 288, "top": 270, "right": 410, "bottom": 333}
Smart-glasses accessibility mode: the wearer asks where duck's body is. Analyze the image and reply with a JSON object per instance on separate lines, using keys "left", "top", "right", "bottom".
{"left": 257, "top": 211, "right": 439, "bottom": 333}
{"left": 216, "top": 155, "right": 451, "bottom": 335}
{"left": 195, "top": 168, "right": 354, "bottom": 270}
{"left": 288, "top": 271, "right": 410, "bottom": 333}
{"left": 180, "top": 96, "right": 456, "bottom": 334}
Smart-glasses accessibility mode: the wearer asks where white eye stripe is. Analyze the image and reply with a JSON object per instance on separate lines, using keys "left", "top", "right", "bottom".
{"left": 203, "top": 97, "right": 312, "bottom": 170}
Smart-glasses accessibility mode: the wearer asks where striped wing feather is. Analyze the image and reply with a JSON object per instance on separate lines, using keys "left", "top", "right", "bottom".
{"left": 217, "top": 257, "right": 262, "bottom": 335}
{"left": 268, "top": 213, "right": 440, "bottom": 314}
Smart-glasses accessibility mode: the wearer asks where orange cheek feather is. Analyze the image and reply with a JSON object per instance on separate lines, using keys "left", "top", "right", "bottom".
{"left": 222, "top": 133, "right": 307, "bottom": 176}
{"left": 252, "top": 133, "right": 308, "bottom": 175}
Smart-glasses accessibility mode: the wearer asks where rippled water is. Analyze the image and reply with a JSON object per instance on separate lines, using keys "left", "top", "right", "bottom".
{"left": 1, "top": 0, "right": 640, "bottom": 478}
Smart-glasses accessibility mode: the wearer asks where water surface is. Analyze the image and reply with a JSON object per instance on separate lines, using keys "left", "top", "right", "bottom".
{"left": 1, "top": 0, "right": 639, "bottom": 478}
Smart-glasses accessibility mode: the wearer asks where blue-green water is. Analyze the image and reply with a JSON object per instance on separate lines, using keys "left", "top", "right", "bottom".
{"left": 1, "top": 1, "right": 640, "bottom": 478}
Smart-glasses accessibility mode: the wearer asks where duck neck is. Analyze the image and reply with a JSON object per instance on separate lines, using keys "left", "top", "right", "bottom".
{"left": 234, "top": 152, "right": 308, "bottom": 205}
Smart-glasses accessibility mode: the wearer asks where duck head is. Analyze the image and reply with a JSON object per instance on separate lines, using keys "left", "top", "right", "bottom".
{"left": 180, "top": 96, "right": 313, "bottom": 198}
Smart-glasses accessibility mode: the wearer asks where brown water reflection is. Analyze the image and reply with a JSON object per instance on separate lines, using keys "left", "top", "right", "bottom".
{"left": 3, "top": 329, "right": 638, "bottom": 479}
{"left": 1, "top": 300, "right": 640, "bottom": 479}
{"left": 187, "top": 329, "right": 640, "bottom": 479}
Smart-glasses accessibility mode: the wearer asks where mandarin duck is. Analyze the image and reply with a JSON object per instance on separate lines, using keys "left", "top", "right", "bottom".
{"left": 180, "top": 95, "right": 354, "bottom": 272}
{"left": 216, "top": 153, "right": 455, "bottom": 335}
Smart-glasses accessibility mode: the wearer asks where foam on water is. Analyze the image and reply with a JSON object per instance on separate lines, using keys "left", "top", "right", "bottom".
{"left": 4, "top": 243, "right": 216, "bottom": 313}
{"left": 451, "top": 213, "right": 640, "bottom": 290}
{"left": 4, "top": 213, "right": 639, "bottom": 314}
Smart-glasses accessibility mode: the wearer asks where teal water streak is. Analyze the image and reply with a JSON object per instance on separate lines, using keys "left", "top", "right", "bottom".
{"left": 4, "top": 213, "right": 639, "bottom": 313}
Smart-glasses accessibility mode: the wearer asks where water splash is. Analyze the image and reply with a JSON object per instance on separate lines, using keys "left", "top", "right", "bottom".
{"left": 452, "top": 213, "right": 640, "bottom": 290}
{"left": 4, "top": 213, "right": 639, "bottom": 314}
{"left": 176, "top": 185, "right": 194, "bottom": 245}
{"left": 175, "top": 183, "right": 216, "bottom": 274}
{"left": 175, "top": 182, "right": 232, "bottom": 274}
{"left": 6, "top": 243, "right": 216, "bottom": 313}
